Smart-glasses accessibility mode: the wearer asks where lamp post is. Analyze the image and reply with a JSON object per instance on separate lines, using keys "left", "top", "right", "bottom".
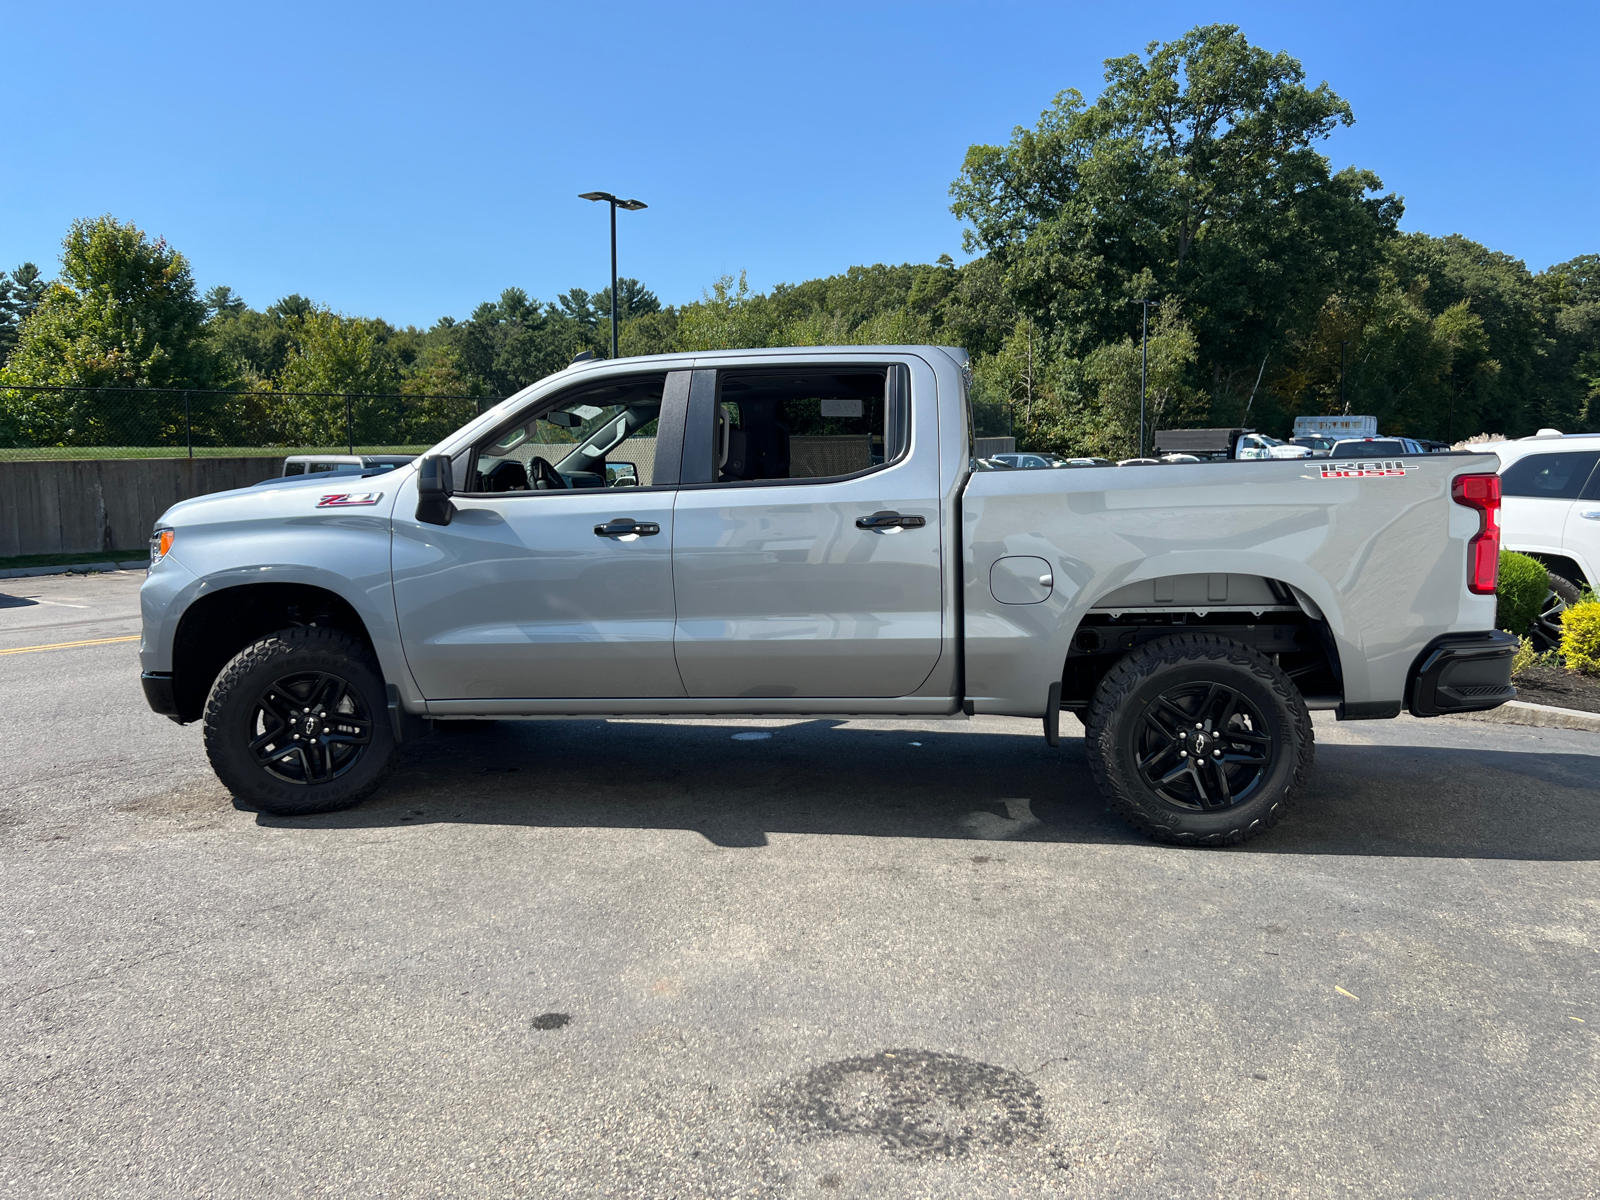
{"left": 1129, "top": 298, "right": 1157, "bottom": 458}
{"left": 578, "top": 191, "right": 648, "bottom": 359}
{"left": 1339, "top": 340, "right": 1350, "bottom": 416}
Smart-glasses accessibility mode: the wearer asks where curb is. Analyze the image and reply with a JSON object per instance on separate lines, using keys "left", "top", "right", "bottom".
{"left": 1452, "top": 699, "right": 1600, "bottom": 733}
{"left": 0, "top": 560, "right": 149, "bottom": 580}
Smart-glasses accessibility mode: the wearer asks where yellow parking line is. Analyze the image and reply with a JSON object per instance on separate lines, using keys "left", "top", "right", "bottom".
{"left": 0, "top": 634, "right": 140, "bottom": 656}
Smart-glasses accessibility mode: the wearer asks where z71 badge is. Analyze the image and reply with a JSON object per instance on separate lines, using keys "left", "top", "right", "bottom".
{"left": 1321, "top": 460, "right": 1407, "bottom": 478}
{"left": 316, "top": 492, "right": 384, "bottom": 507}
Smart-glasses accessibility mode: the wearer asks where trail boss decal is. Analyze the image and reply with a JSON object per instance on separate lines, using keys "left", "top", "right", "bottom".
{"left": 1321, "top": 460, "right": 1407, "bottom": 479}
{"left": 316, "top": 492, "right": 384, "bottom": 507}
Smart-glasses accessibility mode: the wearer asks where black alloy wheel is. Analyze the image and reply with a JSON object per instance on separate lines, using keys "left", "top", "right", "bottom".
{"left": 248, "top": 670, "right": 373, "bottom": 784}
{"left": 1530, "top": 573, "right": 1582, "bottom": 653}
{"left": 204, "top": 626, "right": 397, "bottom": 816}
{"left": 1133, "top": 681, "right": 1272, "bottom": 811}
{"left": 1083, "top": 632, "right": 1313, "bottom": 847}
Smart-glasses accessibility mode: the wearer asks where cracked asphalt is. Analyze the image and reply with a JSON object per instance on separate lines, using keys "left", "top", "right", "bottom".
{"left": 3, "top": 570, "right": 1597, "bottom": 1197}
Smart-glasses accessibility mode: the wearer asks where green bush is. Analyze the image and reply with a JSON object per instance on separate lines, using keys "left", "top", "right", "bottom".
{"left": 1560, "top": 601, "right": 1600, "bottom": 675}
{"left": 1495, "top": 551, "right": 1548, "bottom": 637}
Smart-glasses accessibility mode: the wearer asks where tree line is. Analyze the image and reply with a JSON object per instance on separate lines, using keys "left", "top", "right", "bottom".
{"left": 2, "top": 23, "right": 1595, "bottom": 456}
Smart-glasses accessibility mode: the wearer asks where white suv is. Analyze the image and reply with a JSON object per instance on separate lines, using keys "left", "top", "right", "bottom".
{"left": 1490, "top": 430, "right": 1600, "bottom": 589}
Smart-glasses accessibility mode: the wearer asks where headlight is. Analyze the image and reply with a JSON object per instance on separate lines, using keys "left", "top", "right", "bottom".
{"left": 150, "top": 528, "right": 175, "bottom": 564}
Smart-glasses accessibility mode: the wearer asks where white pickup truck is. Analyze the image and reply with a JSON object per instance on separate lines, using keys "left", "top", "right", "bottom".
{"left": 139, "top": 346, "right": 1516, "bottom": 846}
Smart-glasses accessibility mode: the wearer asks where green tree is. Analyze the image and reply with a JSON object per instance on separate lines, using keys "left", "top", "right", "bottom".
{"left": 0, "top": 263, "right": 48, "bottom": 364}
{"left": 950, "top": 24, "right": 1400, "bottom": 418}
{"left": 275, "top": 309, "right": 403, "bottom": 446}
{"left": 0, "top": 216, "right": 218, "bottom": 447}
{"left": 674, "top": 273, "right": 781, "bottom": 351}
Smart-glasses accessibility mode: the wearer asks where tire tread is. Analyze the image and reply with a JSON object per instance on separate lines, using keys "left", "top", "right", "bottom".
{"left": 1082, "top": 632, "right": 1313, "bottom": 847}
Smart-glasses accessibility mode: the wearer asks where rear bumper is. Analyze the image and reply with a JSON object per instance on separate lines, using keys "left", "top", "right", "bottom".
{"left": 1407, "top": 630, "right": 1518, "bottom": 717}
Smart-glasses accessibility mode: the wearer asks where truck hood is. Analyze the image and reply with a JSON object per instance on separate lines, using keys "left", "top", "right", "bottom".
{"left": 155, "top": 467, "right": 409, "bottom": 529}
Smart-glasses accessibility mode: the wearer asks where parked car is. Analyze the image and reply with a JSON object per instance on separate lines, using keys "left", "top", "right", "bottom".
{"left": 1328, "top": 437, "right": 1427, "bottom": 458}
{"left": 282, "top": 454, "right": 416, "bottom": 476}
{"left": 988, "top": 452, "right": 1069, "bottom": 469}
{"left": 140, "top": 346, "right": 1514, "bottom": 847}
{"left": 1489, "top": 429, "right": 1600, "bottom": 593}
{"left": 1154, "top": 428, "right": 1311, "bottom": 460}
{"left": 1289, "top": 435, "right": 1336, "bottom": 457}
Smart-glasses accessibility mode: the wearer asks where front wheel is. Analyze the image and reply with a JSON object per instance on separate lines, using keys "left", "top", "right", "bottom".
{"left": 1083, "top": 633, "right": 1313, "bottom": 847}
{"left": 203, "top": 627, "right": 397, "bottom": 816}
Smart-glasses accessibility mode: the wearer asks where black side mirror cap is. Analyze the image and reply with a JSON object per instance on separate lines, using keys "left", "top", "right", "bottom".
{"left": 416, "top": 454, "right": 455, "bottom": 526}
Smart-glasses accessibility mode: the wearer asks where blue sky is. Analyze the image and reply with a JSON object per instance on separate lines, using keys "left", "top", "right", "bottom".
{"left": 4, "top": 1, "right": 1595, "bottom": 328}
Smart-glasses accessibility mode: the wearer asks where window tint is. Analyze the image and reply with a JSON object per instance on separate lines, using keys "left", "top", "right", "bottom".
{"left": 1332, "top": 440, "right": 1408, "bottom": 456}
{"left": 1501, "top": 451, "right": 1600, "bottom": 499}
{"left": 284, "top": 463, "right": 305, "bottom": 475}
{"left": 470, "top": 374, "right": 666, "bottom": 493}
{"left": 709, "top": 367, "right": 906, "bottom": 484}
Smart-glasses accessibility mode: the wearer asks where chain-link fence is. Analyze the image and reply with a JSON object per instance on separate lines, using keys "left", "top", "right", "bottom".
{"left": 0, "top": 385, "right": 508, "bottom": 460}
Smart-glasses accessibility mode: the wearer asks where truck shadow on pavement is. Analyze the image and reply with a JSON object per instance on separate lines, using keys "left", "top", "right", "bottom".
{"left": 256, "top": 718, "right": 1600, "bottom": 861}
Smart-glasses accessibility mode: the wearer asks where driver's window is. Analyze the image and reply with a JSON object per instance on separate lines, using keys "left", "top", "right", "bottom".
{"left": 469, "top": 374, "right": 665, "bottom": 493}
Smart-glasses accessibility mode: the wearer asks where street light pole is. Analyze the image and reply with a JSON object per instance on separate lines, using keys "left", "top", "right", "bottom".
{"left": 579, "top": 192, "right": 648, "bottom": 359}
{"left": 1129, "top": 298, "right": 1155, "bottom": 457}
{"left": 1340, "top": 340, "right": 1349, "bottom": 416}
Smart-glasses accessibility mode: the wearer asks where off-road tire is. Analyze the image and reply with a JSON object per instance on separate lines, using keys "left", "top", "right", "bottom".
{"left": 203, "top": 626, "right": 396, "bottom": 816}
{"left": 1083, "top": 633, "right": 1313, "bottom": 847}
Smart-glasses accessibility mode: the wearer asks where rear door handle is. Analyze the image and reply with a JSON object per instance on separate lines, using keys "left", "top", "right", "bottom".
{"left": 594, "top": 518, "right": 661, "bottom": 538}
{"left": 1582, "top": 511, "right": 1600, "bottom": 521}
{"left": 856, "top": 510, "right": 927, "bottom": 529}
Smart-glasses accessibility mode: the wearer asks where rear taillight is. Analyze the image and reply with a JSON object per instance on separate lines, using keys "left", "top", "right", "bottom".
{"left": 1452, "top": 473, "right": 1501, "bottom": 594}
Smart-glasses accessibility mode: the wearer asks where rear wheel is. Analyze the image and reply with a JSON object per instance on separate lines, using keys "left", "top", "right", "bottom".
{"left": 203, "top": 626, "right": 396, "bottom": 816}
{"left": 1083, "top": 633, "right": 1313, "bottom": 847}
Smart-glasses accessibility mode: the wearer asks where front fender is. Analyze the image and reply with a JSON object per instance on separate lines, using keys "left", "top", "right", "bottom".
{"left": 137, "top": 483, "right": 421, "bottom": 707}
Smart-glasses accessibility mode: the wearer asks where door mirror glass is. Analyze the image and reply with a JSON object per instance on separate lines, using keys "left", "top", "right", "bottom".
{"left": 606, "top": 462, "right": 639, "bottom": 487}
{"left": 416, "top": 454, "right": 455, "bottom": 526}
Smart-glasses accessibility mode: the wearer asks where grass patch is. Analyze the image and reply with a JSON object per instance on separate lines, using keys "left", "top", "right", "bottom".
{"left": 0, "top": 549, "right": 148, "bottom": 570}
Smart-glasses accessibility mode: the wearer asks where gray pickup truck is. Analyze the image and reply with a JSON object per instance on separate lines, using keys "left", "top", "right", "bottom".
{"left": 138, "top": 345, "right": 1517, "bottom": 846}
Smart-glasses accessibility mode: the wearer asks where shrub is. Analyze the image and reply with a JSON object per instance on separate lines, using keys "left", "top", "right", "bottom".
{"left": 1560, "top": 601, "right": 1600, "bottom": 675}
{"left": 1495, "top": 551, "right": 1548, "bottom": 637}
{"left": 1510, "top": 636, "right": 1539, "bottom": 676}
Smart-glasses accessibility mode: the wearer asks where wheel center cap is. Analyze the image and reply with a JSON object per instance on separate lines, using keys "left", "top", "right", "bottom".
{"left": 1192, "top": 732, "right": 1208, "bottom": 755}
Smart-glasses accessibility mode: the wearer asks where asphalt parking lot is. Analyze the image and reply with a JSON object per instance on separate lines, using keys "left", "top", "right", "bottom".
{"left": 3, "top": 570, "right": 1597, "bottom": 1198}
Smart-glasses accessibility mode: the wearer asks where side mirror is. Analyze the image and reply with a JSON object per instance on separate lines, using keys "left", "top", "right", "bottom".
{"left": 416, "top": 454, "right": 455, "bottom": 526}
{"left": 606, "top": 462, "right": 639, "bottom": 487}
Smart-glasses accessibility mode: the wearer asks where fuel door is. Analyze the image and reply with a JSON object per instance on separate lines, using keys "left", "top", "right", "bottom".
{"left": 990, "top": 556, "right": 1053, "bottom": 604}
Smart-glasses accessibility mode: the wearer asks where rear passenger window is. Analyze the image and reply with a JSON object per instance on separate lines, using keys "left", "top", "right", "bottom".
{"left": 1501, "top": 451, "right": 1600, "bottom": 499}
{"left": 711, "top": 366, "right": 908, "bottom": 484}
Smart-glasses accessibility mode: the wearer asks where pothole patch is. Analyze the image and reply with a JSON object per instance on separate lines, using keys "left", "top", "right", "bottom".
{"left": 760, "top": 1048, "right": 1045, "bottom": 1159}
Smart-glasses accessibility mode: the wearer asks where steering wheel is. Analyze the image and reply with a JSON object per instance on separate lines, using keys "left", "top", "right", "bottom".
{"left": 528, "top": 456, "right": 568, "bottom": 490}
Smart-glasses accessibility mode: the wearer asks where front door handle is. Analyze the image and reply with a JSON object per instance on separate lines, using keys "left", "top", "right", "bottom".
{"left": 1581, "top": 510, "right": 1600, "bottom": 521}
{"left": 594, "top": 518, "right": 661, "bottom": 538}
{"left": 856, "top": 510, "right": 927, "bottom": 530}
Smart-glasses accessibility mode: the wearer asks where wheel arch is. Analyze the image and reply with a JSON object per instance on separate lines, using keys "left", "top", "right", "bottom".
{"left": 1059, "top": 571, "right": 1346, "bottom": 714}
{"left": 169, "top": 582, "right": 378, "bottom": 723}
{"left": 1518, "top": 552, "right": 1589, "bottom": 591}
